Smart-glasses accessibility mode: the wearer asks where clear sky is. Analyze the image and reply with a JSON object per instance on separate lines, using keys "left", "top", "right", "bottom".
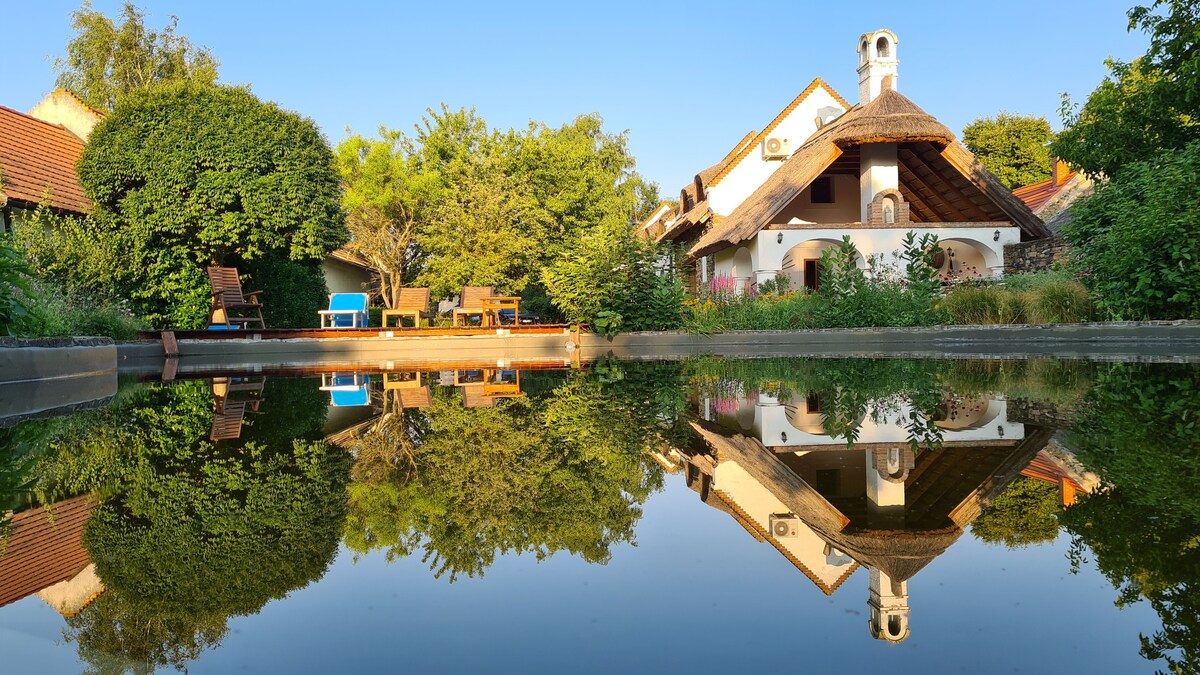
{"left": 5, "top": 0, "right": 1150, "bottom": 196}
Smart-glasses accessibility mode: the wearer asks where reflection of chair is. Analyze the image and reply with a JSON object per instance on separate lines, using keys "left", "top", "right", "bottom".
{"left": 319, "top": 293, "right": 369, "bottom": 328}
{"left": 209, "top": 376, "right": 266, "bottom": 441}
{"left": 462, "top": 385, "right": 494, "bottom": 408}
{"left": 320, "top": 372, "right": 371, "bottom": 406}
{"left": 482, "top": 369, "right": 521, "bottom": 397}
{"left": 452, "top": 287, "right": 494, "bottom": 326}
{"left": 382, "top": 288, "right": 432, "bottom": 328}
{"left": 383, "top": 372, "right": 432, "bottom": 409}
{"left": 207, "top": 267, "right": 265, "bottom": 329}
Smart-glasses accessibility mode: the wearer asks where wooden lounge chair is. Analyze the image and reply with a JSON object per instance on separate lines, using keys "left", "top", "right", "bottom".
{"left": 209, "top": 375, "right": 266, "bottom": 441}
{"left": 319, "top": 293, "right": 369, "bottom": 328}
{"left": 207, "top": 267, "right": 265, "bottom": 329}
{"left": 452, "top": 286, "right": 495, "bottom": 327}
{"left": 382, "top": 287, "right": 432, "bottom": 328}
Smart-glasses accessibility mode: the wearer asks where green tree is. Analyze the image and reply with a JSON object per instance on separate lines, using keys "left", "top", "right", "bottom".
{"left": 1052, "top": 2, "right": 1199, "bottom": 177}
{"left": 971, "top": 477, "right": 1063, "bottom": 548}
{"left": 74, "top": 82, "right": 346, "bottom": 327}
{"left": 53, "top": 1, "right": 219, "bottom": 111}
{"left": 335, "top": 128, "right": 441, "bottom": 308}
{"left": 1064, "top": 141, "right": 1200, "bottom": 320}
{"left": 962, "top": 113, "right": 1054, "bottom": 188}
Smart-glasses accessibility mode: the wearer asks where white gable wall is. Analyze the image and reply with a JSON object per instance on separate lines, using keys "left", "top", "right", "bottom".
{"left": 707, "top": 86, "right": 848, "bottom": 217}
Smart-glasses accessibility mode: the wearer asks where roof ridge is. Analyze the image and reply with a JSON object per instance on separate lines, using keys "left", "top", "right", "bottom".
{"left": 0, "top": 104, "right": 76, "bottom": 135}
{"left": 708, "top": 78, "right": 851, "bottom": 187}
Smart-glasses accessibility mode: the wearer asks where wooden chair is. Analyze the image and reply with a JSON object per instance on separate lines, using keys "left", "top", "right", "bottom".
{"left": 209, "top": 376, "right": 266, "bottom": 441}
{"left": 384, "top": 372, "right": 432, "bottom": 408}
{"left": 452, "top": 286, "right": 495, "bottom": 327}
{"left": 207, "top": 267, "right": 265, "bottom": 329}
{"left": 382, "top": 288, "right": 432, "bottom": 328}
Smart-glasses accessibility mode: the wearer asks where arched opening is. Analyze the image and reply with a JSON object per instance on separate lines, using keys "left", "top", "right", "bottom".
{"left": 882, "top": 197, "right": 896, "bottom": 224}
{"left": 781, "top": 239, "right": 844, "bottom": 292}
{"left": 937, "top": 238, "right": 1000, "bottom": 282}
{"left": 876, "top": 36, "right": 890, "bottom": 58}
{"left": 860, "top": 40, "right": 868, "bottom": 64}
{"left": 934, "top": 397, "right": 1002, "bottom": 431}
{"left": 785, "top": 390, "right": 827, "bottom": 435}
{"left": 731, "top": 247, "right": 753, "bottom": 295}
{"left": 886, "top": 615, "right": 905, "bottom": 638}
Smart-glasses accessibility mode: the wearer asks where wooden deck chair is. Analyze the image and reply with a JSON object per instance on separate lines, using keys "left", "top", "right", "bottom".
{"left": 210, "top": 401, "right": 248, "bottom": 441}
{"left": 207, "top": 267, "right": 265, "bottom": 329}
{"left": 383, "top": 288, "right": 432, "bottom": 328}
{"left": 452, "top": 287, "right": 495, "bottom": 326}
{"left": 462, "top": 384, "right": 495, "bottom": 408}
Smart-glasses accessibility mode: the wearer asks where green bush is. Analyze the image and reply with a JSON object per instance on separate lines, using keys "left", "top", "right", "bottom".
{"left": 942, "top": 274, "right": 1092, "bottom": 325}
{"left": 20, "top": 279, "right": 144, "bottom": 340}
{"left": 1027, "top": 279, "right": 1093, "bottom": 323}
{"left": 0, "top": 234, "right": 37, "bottom": 336}
{"left": 241, "top": 254, "right": 328, "bottom": 329}
{"left": 70, "top": 82, "right": 346, "bottom": 328}
{"left": 1065, "top": 141, "right": 1200, "bottom": 320}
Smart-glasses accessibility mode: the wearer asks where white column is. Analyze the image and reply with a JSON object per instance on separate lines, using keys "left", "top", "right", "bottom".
{"left": 859, "top": 144, "right": 898, "bottom": 222}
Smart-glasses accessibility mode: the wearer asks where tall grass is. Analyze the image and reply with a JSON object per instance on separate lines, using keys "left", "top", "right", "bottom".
{"left": 942, "top": 273, "right": 1092, "bottom": 325}
{"left": 20, "top": 279, "right": 145, "bottom": 340}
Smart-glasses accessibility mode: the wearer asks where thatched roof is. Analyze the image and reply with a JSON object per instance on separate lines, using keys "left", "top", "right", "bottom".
{"left": 688, "top": 88, "right": 1049, "bottom": 257}
{"left": 829, "top": 89, "right": 954, "bottom": 147}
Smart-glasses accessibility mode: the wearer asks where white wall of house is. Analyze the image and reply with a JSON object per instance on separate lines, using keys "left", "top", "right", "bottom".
{"left": 774, "top": 174, "right": 860, "bottom": 223}
{"left": 322, "top": 258, "right": 372, "bottom": 296}
{"left": 712, "top": 226, "right": 1021, "bottom": 286}
{"left": 707, "top": 85, "right": 848, "bottom": 218}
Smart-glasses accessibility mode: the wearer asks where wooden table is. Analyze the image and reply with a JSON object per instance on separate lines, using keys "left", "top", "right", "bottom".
{"left": 480, "top": 297, "right": 520, "bottom": 327}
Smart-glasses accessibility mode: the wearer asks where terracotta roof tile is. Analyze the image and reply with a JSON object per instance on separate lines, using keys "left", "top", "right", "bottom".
{"left": 0, "top": 495, "right": 97, "bottom": 609}
{"left": 1012, "top": 172, "right": 1078, "bottom": 213}
{"left": 708, "top": 78, "right": 852, "bottom": 188}
{"left": 0, "top": 105, "right": 90, "bottom": 214}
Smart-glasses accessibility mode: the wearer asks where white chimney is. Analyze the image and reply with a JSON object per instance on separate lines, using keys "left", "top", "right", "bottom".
{"left": 857, "top": 29, "right": 899, "bottom": 105}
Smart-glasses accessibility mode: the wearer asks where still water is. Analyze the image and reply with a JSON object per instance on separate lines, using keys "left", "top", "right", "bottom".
{"left": 0, "top": 357, "right": 1196, "bottom": 673}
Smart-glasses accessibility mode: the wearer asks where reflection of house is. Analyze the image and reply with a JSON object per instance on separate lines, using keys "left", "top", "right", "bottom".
{"left": 653, "top": 29, "right": 1048, "bottom": 292}
{"left": 0, "top": 91, "right": 371, "bottom": 296}
{"left": 0, "top": 495, "right": 104, "bottom": 617}
{"left": 681, "top": 394, "right": 1054, "bottom": 643}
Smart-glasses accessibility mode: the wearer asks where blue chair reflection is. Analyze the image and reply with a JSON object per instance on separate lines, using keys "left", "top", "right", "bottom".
{"left": 320, "top": 372, "right": 371, "bottom": 406}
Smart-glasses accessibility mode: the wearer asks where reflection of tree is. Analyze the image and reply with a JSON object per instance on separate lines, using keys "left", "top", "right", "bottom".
{"left": 63, "top": 591, "right": 227, "bottom": 675}
{"left": 22, "top": 378, "right": 348, "bottom": 672}
{"left": 971, "top": 477, "right": 1062, "bottom": 548}
{"left": 1060, "top": 364, "right": 1200, "bottom": 673}
{"left": 344, "top": 366, "right": 679, "bottom": 581}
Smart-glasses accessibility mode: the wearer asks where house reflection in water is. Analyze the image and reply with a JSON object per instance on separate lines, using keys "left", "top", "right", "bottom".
{"left": 0, "top": 495, "right": 104, "bottom": 619}
{"left": 666, "top": 389, "right": 1064, "bottom": 643}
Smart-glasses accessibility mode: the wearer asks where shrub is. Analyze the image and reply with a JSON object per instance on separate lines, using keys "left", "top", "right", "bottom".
{"left": 241, "top": 254, "right": 328, "bottom": 329}
{"left": 942, "top": 274, "right": 1092, "bottom": 325}
{"left": 0, "top": 235, "right": 37, "bottom": 336}
{"left": 1027, "top": 279, "right": 1093, "bottom": 323}
{"left": 1065, "top": 140, "right": 1200, "bottom": 319}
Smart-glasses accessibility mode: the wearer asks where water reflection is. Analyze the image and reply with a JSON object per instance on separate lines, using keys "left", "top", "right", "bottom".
{"left": 0, "top": 358, "right": 1197, "bottom": 672}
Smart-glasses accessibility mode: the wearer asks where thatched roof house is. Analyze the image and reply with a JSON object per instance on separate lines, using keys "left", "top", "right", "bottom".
{"left": 655, "top": 29, "right": 1048, "bottom": 294}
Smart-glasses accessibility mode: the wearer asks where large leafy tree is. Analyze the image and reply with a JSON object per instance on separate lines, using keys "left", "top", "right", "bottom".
{"left": 75, "top": 82, "right": 346, "bottom": 327}
{"left": 53, "top": 1, "right": 219, "bottom": 111}
{"left": 962, "top": 114, "right": 1054, "bottom": 189}
{"left": 1052, "top": 1, "right": 1200, "bottom": 177}
{"left": 335, "top": 129, "right": 440, "bottom": 308}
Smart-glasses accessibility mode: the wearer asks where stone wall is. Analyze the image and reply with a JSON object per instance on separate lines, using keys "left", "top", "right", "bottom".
{"left": 1004, "top": 237, "right": 1072, "bottom": 275}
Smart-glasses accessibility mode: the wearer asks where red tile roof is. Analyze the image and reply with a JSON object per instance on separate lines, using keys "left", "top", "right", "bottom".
{"left": 1012, "top": 160, "right": 1078, "bottom": 213}
{"left": 0, "top": 495, "right": 97, "bottom": 610}
{"left": 0, "top": 105, "right": 91, "bottom": 214}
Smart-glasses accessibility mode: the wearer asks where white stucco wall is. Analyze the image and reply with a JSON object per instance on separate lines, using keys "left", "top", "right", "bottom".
{"left": 774, "top": 174, "right": 860, "bottom": 224}
{"left": 707, "top": 85, "right": 848, "bottom": 217}
{"left": 719, "top": 226, "right": 1022, "bottom": 285}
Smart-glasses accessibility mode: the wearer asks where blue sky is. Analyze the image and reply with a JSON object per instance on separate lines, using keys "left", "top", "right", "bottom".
{"left": 6, "top": 0, "right": 1149, "bottom": 195}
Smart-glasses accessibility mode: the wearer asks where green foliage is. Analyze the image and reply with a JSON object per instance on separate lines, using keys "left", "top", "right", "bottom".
{"left": 1060, "top": 362, "right": 1200, "bottom": 672}
{"left": 1052, "top": 4, "right": 1199, "bottom": 177}
{"left": 543, "top": 222, "right": 684, "bottom": 331}
{"left": 1064, "top": 141, "right": 1200, "bottom": 319}
{"left": 53, "top": 1, "right": 219, "bottom": 111}
{"left": 899, "top": 231, "right": 942, "bottom": 299}
{"left": 335, "top": 128, "right": 440, "bottom": 307}
{"left": 971, "top": 477, "right": 1063, "bottom": 548}
{"left": 962, "top": 113, "right": 1054, "bottom": 189}
{"left": 343, "top": 366, "right": 681, "bottom": 581}
{"left": 75, "top": 82, "right": 346, "bottom": 327}
{"left": 941, "top": 274, "right": 1093, "bottom": 325}
{"left": 241, "top": 254, "right": 328, "bottom": 329}
{"left": 0, "top": 234, "right": 37, "bottom": 336}
{"left": 818, "top": 236, "right": 867, "bottom": 300}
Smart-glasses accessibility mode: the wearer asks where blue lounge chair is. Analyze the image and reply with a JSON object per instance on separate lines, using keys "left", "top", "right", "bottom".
{"left": 318, "top": 293, "right": 369, "bottom": 328}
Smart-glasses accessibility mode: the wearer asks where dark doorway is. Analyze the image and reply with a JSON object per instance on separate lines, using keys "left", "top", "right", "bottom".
{"left": 803, "top": 259, "right": 821, "bottom": 291}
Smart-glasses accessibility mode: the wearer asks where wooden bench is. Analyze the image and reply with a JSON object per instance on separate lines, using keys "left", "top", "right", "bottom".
{"left": 382, "top": 287, "right": 432, "bottom": 328}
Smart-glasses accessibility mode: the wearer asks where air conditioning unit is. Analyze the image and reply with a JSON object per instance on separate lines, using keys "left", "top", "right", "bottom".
{"left": 769, "top": 514, "right": 801, "bottom": 538}
{"left": 762, "top": 136, "right": 791, "bottom": 160}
